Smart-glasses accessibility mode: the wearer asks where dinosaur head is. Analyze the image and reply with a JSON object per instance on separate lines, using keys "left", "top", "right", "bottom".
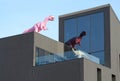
{"left": 48, "top": 15, "right": 54, "bottom": 21}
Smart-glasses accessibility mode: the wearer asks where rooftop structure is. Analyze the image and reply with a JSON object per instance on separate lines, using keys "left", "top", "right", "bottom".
{"left": 0, "top": 4, "right": 120, "bottom": 81}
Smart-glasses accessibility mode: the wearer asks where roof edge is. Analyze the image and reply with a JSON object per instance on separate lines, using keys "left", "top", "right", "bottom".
{"left": 59, "top": 4, "right": 111, "bottom": 18}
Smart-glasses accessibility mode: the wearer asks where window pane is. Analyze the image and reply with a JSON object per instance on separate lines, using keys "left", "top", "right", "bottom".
{"left": 92, "top": 51, "right": 104, "bottom": 64}
{"left": 35, "top": 47, "right": 66, "bottom": 66}
{"left": 64, "top": 12, "right": 105, "bottom": 64}
{"left": 91, "top": 12, "right": 104, "bottom": 52}
{"left": 64, "top": 19, "right": 77, "bottom": 42}
{"left": 77, "top": 15, "right": 91, "bottom": 52}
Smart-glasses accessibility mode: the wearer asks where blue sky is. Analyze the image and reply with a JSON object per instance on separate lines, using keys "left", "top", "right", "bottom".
{"left": 0, "top": 0, "right": 120, "bottom": 41}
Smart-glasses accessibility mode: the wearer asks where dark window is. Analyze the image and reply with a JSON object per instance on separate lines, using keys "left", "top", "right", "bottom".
{"left": 97, "top": 68, "right": 101, "bottom": 81}
{"left": 112, "top": 74, "right": 116, "bottom": 81}
{"left": 119, "top": 54, "right": 120, "bottom": 72}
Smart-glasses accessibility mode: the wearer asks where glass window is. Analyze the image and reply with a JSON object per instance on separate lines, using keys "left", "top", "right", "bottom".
{"left": 64, "top": 12, "right": 105, "bottom": 64}
{"left": 92, "top": 51, "right": 104, "bottom": 64}
{"left": 35, "top": 47, "right": 66, "bottom": 66}
{"left": 90, "top": 12, "right": 104, "bottom": 52}
{"left": 64, "top": 18, "right": 77, "bottom": 42}
{"left": 77, "top": 15, "right": 91, "bottom": 52}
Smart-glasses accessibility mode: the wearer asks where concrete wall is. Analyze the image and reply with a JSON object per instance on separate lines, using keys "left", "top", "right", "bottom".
{"left": 84, "top": 58, "right": 112, "bottom": 81}
{"left": 0, "top": 33, "right": 34, "bottom": 81}
{"left": 34, "top": 32, "right": 64, "bottom": 55}
{"left": 109, "top": 6, "right": 120, "bottom": 80}
{"left": 0, "top": 32, "right": 65, "bottom": 81}
{"left": 33, "top": 58, "right": 84, "bottom": 81}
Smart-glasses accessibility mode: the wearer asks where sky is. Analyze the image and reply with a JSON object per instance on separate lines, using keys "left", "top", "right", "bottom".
{"left": 0, "top": 0, "right": 120, "bottom": 41}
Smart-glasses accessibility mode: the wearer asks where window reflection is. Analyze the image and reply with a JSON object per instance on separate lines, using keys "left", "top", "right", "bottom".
{"left": 64, "top": 12, "right": 104, "bottom": 64}
{"left": 35, "top": 47, "right": 100, "bottom": 65}
{"left": 90, "top": 13, "right": 104, "bottom": 52}
{"left": 64, "top": 18, "right": 77, "bottom": 42}
{"left": 35, "top": 47, "right": 66, "bottom": 65}
{"left": 77, "top": 15, "right": 91, "bottom": 52}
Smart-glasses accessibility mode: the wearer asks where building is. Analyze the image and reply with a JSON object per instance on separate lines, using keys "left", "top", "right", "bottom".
{"left": 0, "top": 4, "right": 120, "bottom": 81}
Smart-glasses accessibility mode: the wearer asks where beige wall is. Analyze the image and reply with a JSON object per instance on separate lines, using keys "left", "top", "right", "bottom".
{"left": 109, "top": 7, "right": 120, "bottom": 80}
{"left": 84, "top": 58, "right": 114, "bottom": 81}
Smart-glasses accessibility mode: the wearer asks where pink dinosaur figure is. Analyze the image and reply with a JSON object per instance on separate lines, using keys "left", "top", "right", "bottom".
{"left": 23, "top": 15, "right": 54, "bottom": 33}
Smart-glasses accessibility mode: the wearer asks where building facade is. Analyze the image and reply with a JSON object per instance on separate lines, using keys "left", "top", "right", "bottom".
{"left": 59, "top": 4, "right": 120, "bottom": 81}
{"left": 0, "top": 4, "right": 120, "bottom": 81}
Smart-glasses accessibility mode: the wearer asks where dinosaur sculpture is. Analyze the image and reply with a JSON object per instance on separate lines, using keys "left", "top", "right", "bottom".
{"left": 23, "top": 15, "right": 54, "bottom": 33}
